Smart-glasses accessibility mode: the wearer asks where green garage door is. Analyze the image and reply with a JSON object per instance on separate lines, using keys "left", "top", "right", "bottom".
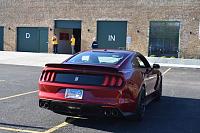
{"left": 149, "top": 21, "right": 180, "bottom": 57}
{"left": 17, "top": 27, "right": 48, "bottom": 52}
{"left": 97, "top": 21, "right": 127, "bottom": 49}
{"left": 0, "top": 26, "right": 4, "bottom": 51}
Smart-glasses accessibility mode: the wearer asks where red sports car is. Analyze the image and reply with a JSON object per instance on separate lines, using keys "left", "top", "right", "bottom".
{"left": 38, "top": 50, "right": 162, "bottom": 120}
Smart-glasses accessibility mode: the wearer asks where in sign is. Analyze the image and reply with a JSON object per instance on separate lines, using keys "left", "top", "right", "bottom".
{"left": 108, "top": 35, "right": 115, "bottom": 42}
{"left": 26, "top": 33, "right": 31, "bottom": 39}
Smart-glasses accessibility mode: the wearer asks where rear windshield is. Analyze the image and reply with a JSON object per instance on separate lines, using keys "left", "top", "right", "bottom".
{"left": 64, "top": 51, "right": 128, "bottom": 65}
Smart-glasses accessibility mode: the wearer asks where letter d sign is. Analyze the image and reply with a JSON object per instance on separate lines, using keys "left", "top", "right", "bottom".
{"left": 26, "top": 33, "right": 31, "bottom": 39}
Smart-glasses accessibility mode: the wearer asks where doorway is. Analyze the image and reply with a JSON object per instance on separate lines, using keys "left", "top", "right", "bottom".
{"left": 54, "top": 20, "right": 82, "bottom": 54}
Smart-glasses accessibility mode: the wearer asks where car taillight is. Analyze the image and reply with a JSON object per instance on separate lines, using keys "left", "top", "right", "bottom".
{"left": 102, "top": 75, "right": 124, "bottom": 87}
{"left": 102, "top": 75, "right": 109, "bottom": 86}
{"left": 117, "top": 77, "right": 123, "bottom": 87}
{"left": 40, "top": 71, "right": 55, "bottom": 82}
{"left": 110, "top": 76, "right": 117, "bottom": 86}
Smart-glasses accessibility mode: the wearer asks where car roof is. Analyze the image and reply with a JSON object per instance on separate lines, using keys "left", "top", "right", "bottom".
{"left": 64, "top": 49, "right": 137, "bottom": 68}
{"left": 86, "top": 49, "right": 137, "bottom": 55}
{"left": 82, "top": 49, "right": 137, "bottom": 67}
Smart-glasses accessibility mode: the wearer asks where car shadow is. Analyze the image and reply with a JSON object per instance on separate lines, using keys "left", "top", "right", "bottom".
{"left": 68, "top": 96, "right": 200, "bottom": 133}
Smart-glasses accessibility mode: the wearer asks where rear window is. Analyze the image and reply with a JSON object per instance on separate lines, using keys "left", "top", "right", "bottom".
{"left": 64, "top": 51, "right": 128, "bottom": 65}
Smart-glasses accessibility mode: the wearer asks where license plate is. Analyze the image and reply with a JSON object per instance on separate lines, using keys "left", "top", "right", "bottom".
{"left": 65, "top": 89, "right": 83, "bottom": 99}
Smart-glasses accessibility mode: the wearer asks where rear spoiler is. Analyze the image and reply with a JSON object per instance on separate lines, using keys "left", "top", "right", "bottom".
{"left": 45, "top": 63, "right": 119, "bottom": 73}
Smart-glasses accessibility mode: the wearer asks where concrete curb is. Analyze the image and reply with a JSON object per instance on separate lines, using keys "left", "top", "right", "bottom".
{"left": 149, "top": 63, "right": 200, "bottom": 69}
{"left": 146, "top": 57, "right": 200, "bottom": 69}
{"left": 0, "top": 51, "right": 200, "bottom": 68}
{"left": 0, "top": 51, "right": 71, "bottom": 67}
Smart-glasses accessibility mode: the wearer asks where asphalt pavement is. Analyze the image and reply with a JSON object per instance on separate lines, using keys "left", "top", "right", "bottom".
{"left": 0, "top": 64, "right": 199, "bottom": 133}
{"left": 0, "top": 51, "right": 200, "bottom": 133}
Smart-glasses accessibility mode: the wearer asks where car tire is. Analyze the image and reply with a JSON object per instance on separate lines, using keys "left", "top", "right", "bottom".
{"left": 135, "top": 88, "right": 146, "bottom": 121}
{"left": 155, "top": 78, "right": 162, "bottom": 101}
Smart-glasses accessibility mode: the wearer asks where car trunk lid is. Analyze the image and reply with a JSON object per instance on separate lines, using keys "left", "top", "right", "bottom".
{"left": 40, "top": 64, "right": 124, "bottom": 87}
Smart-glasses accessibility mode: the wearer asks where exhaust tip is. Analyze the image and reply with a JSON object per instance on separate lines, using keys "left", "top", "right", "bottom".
{"left": 39, "top": 102, "right": 44, "bottom": 107}
{"left": 111, "top": 109, "right": 118, "bottom": 117}
{"left": 104, "top": 109, "right": 112, "bottom": 117}
{"left": 43, "top": 103, "right": 49, "bottom": 109}
{"left": 39, "top": 100, "right": 50, "bottom": 109}
{"left": 104, "top": 109, "right": 119, "bottom": 117}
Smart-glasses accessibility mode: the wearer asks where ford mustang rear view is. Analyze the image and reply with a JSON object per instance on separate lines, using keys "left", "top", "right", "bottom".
{"left": 38, "top": 49, "right": 162, "bottom": 120}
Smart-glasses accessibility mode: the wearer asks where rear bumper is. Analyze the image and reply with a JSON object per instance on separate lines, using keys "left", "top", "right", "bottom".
{"left": 39, "top": 99, "right": 134, "bottom": 118}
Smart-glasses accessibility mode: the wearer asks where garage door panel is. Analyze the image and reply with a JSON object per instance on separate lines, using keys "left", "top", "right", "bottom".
{"left": 149, "top": 21, "right": 180, "bottom": 57}
{"left": 39, "top": 28, "right": 48, "bottom": 53}
{"left": 97, "top": 21, "right": 127, "bottom": 50}
{"left": 0, "top": 27, "right": 4, "bottom": 51}
{"left": 17, "top": 27, "right": 48, "bottom": 53}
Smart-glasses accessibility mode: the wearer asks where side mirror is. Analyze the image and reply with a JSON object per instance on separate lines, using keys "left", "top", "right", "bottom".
{"left": 153, "top": 64, "right": 160, "bottom": 69}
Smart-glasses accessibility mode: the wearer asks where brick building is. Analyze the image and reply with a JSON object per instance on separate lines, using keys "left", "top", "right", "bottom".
{"left": 0, "top": 0, "right": 199, "bottom": 58}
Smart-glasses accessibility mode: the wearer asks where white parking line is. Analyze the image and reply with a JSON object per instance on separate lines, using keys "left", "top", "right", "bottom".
{"left": 0, "top": 126, "right": 40, "bottom": 133}
{"left": 43, "top": 119, "right": 74, "bottom": 133}
{"left": 163, "top": 68, "right": 171, "bottom": 76}
{"left": 0, "top": 80, "right": 5, "bottom": 82}
{"left": 0, "top": 119, "right": 74, "bottom": 133}
{"left": 0, "top": 90, "right": 38, "bottom": 101}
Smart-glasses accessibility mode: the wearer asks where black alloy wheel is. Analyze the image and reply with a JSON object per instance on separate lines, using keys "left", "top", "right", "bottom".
{"left": 135, "top": 88, "right": 146, "bottom": 121}
{"left": 155, "top": 78, "right": 162, "bottom": 101}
